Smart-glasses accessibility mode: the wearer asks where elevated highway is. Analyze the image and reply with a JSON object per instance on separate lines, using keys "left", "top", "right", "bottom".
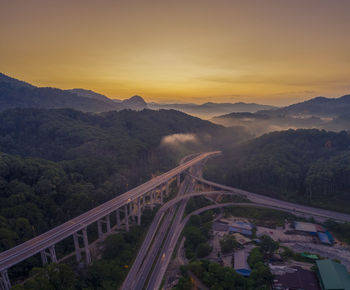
{"left": 147, "top": 190, "right": 350, "bottom": 290}
{"left": 156, "top": 189, "right": 350, "bottom": 222}
{"left": 127, "top": 173, "right": 350, "bottom": 289}
{"left": 0, "top": 151, "right": 220, "bottom": 290}
{"left": 149, "top": 202, "right": 249, "bottom": 290}
{"left": 2, "top": 150, "right": 350, "bottom": 290}
{"left": 122, "top": 162, "right": 203, "bottom": 290}
{"left": 192, "top": 175, "right": 350, "bottom": 223}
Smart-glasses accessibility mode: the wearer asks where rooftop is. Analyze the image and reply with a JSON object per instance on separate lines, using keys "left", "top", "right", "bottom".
{"left": 220, "top": 219, "right": 253, "bottom": 230}
{"left": 273, "top": 266, "right": 321, "bottom": 290}
{"left": 234, "top": 249, "right": 251, "bottom": 276}
{"left": 317, "top": 232, "right": 332, "bottom": 245}
{"left": 229, "top": 227, "right": 252, "bottom": 236}
{"left": 294, "top": 222, "right": 319, "bottom": 233}
{"left": 316, "top": 259, "right": 350, "bottom": 290}
{"left": 231, "top": 221, "right": 253, "bottom": 230}
{"left": 232, "top": 233, "right": 251, "bottom": 245}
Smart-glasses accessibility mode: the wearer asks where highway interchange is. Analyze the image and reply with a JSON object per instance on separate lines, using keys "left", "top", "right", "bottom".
{"left": 2, "top": 150, "right": 350, "bottom": 289}
{"left": 121, "top": 154, "right": 350, "bottom": 290}
{"left": 0, "top": 152, "right": 220, "bottom": 276}
{"left": 121, "top": 156, "right": 202, "bottom": 289}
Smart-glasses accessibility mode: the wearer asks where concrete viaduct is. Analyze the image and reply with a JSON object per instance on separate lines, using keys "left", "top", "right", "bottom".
{"left": 2, "top": 150, "right": 350, "bottom": 289}
{"left": 0, "top": 151, "right": 221, "bottom": 290}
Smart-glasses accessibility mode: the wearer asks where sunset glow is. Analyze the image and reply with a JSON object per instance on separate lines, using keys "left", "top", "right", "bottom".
{"left": 1, "top": 0, "right": 350, "bottom": 105}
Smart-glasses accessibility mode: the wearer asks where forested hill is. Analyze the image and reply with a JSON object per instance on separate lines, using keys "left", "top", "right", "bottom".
{"left": 0, "top": 108, "right": 223, "bottom": 162}
{"left": 0, "top": 79, "right": 122, "bottom": 112}
{"left": 0, "top": 73, "right": 147, "bottom": 112}
{"left": 0, "top": 108, "right": 248, "bottom": 251}
{"left": 204, "top": 129, "right": 350, "bottom": 213}
{"left": 262, "top": 95, "right": 350, "bottom": 117}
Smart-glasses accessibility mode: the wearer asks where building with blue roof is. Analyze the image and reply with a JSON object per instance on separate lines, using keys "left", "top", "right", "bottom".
{"left": 317, "top": 232, "right": 332, "bottom": 245}
{"left": 234, "top": 250, "right": 251, "bottom": 277}
{"left": 228, "top": 226, "right": 252, "bottom": 236}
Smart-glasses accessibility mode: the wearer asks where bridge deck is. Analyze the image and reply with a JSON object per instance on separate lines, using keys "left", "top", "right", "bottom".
{"left": 0, "top": 151, "right": 220, "bottom": 272}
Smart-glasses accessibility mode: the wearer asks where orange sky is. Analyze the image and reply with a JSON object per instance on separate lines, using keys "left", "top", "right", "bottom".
{"left": 1, "top": 0, "right": 350, "bottom": 105}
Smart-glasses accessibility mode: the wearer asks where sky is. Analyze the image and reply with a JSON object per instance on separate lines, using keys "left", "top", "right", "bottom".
{"left": 1, "top": 0, "right": 350, "bottom": 105}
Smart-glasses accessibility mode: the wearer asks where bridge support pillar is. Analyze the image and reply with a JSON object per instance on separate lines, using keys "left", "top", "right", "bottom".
{"left": 74, "top": 229, "right": 90, "bottom": 265}
{"left": 82, "top": 228, "right": 91, "bottom": 265}
{"left": 40, "top": 250, "right": 48, "bottom": 265}
{"left": 106, "top": 215, "right": 111, "bottom": 233}
{"left": 40, "top": 245, "right": 57, "bottom": 265}
{"left": 116, "top": 209, "right": 121, "bottom": 228}
{"left": 148, "top": 191, "right": 154, "bottom": 209}
{"left": 141, "top": 196, "right": 145, "bottom": 209}
{"left": 49, "top": 245, "right": 57, "bottom": 263}
{"left": 137, "top": 197, "right": 141, "bottom": 226}
{"left": 124, "top": 204, "right": 129, "bottom": 232}
{"left": 0, "top": 270, "right": 11, "bottom": 290}
{"left": 97, "top": 220, "right": 103, "bottom": 238}
{"left": 166, "top": 181, "right": 169, "bottom": 196}
{"left": 158, "top": 187, "right": 162, "bottom": 203}
{"left": 177, "top": 174, "right": 181, "bottom": 187}
{"left": 129, "top": 202, "right": 134, "bottom": 221}
{"left": 160, "top": 188, "right": 163, "bottom": 204}
{"left": 73, "top": 233, "right": 82, "bottom": 263}
{"left": 150, "top": 190, "right": 154, "bottom": 204}
{"left": 97, "top": 215, "right": 111, "bottom": 238}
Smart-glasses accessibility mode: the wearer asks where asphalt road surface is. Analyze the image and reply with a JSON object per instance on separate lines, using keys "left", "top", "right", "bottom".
{"left": 0, "top": 151, "right": 220, "bottom": 273}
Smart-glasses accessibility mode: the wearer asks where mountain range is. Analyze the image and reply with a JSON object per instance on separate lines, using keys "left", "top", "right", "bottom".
{"left": 212, "top": 94, "right": 350, "bottom": 134}
{"left": 1, "top": 73, "right": 350, "bottom": 129}
{"left": 0, "top": 73, "right": 148, "bottom": 112}
{"left": 0, "top": 73, "right": 276, "bottom": 117}
{"left": 258, "top": 94, "right": 350, "bottom": 117}
{"left": 148, "top": 101, "right": 277, "bottom": 119}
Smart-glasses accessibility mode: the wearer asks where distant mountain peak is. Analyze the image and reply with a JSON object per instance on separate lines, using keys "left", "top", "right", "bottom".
{"left": 129, "top": 95, "right": 144, "bottom": 101}
{"left": 122, "top": 95, "right": 148, "bottom": 110}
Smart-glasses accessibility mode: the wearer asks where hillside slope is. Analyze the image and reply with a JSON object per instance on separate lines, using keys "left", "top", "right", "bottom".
{"left": 264, "top": 95, "right": 350, "bottom": 117}
{"left": 212, "top": 94, "right": 350, "bottom": 134}
{"left": 0, "top": 108, "right": 249, "bottom": 251}
{"left": 0, "top": 73, "right": 148, "bottom": 112}
{"left": 204, "top": 129, "right": 350, "bottom": 213}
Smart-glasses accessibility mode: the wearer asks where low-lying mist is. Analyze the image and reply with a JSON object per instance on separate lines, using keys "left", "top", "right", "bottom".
{"left": 158, "top": 127, "right": 252, "bottom": 163}
{"left": 211, "top": 113, "right": 350, "bottom": 137}
{"left": 161, "top": 133, "right": 200, "bottom": 146}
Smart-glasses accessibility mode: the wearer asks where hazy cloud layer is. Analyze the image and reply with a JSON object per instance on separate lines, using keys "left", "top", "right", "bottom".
{"left": 161, "top": 133, "right": 199, "bottom": 147}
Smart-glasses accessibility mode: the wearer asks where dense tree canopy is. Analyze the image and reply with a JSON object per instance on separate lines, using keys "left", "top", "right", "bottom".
{"left": 205, "top": 129, "right": 350, "bottom": 213}
{"left": 0, "top": 108, "right": 247, "bottom": 251}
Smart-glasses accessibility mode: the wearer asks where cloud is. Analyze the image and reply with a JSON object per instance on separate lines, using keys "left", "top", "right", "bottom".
{"left": 161, "top": 133, "right": 198, "bottom": 147}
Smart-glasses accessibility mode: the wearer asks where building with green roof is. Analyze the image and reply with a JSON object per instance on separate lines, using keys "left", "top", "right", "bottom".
{"left": 316, "top": 259, "right": 350, "bottom": 290}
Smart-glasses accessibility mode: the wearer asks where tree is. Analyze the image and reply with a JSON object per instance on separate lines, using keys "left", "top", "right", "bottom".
{"left": 197, "top": 243, "right": 212, "bottom": 258}
{"left": 220, "top": 234, "right": 240, "bottom": 253}
{"left": 260, "top": 235, "right": 279, "bottom": 255}
{"left": 184, "top": 226, "right": 206, "bottom": 250}
{"left": 15, "top": 263, "right": 75, "bottom": 290}
{"left": 0, "top": 228, "right": 18, "bottom": 251}
{"left": 173, "top": 276, "right": 193, "bottom": 290}
{"left": 248, "top": 248, "right": 264, "bottom": 268}
{"left": 204, "top": 129, "right": 350, "bottom": 214}
{"left": 248, "top": 262, "right": 273, "bottom": 288}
